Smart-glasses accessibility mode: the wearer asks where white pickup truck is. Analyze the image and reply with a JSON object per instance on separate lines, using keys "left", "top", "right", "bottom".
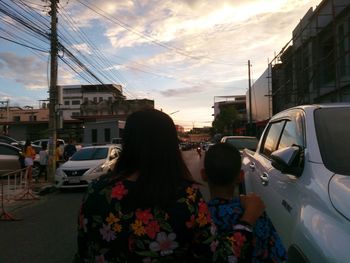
{"left": 241, "top": 104, "right": 350, "bottom": 263}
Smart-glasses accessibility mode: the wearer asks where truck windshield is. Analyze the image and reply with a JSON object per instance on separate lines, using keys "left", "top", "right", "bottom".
{"left": 314, "top": 107, "right": 350, "bottom": 175}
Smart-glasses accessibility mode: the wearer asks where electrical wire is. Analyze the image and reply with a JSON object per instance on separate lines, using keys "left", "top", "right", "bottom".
{"left": 76, "top": 0, "right": 237, "bottom": 66}
{"left": 0, "top": 35, "right": 48, "bottom": 52}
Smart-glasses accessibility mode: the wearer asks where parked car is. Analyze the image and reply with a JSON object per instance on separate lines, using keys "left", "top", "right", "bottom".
{"left": 0, "top": 135, "right": 21, "bottom": 147}
{"left": 55, "top": 145, "right": 121, "bottom": 189}
{"left": 220, "top": 136, "right": 258, "bottom": 153}
{"left": 32, "top": 138, "right": 65, "bottom": 148}
{"left": 0, "top": 142, "right": 40, "bottom": 176}
{"left": 241, "top": 104, "right": 350, "bottom": 263}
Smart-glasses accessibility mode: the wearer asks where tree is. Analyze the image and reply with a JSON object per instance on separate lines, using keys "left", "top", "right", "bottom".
{"left": 212, "top": 106, "right": 239, "bottom": 135}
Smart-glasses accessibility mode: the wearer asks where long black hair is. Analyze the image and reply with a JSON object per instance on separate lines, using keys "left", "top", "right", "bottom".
{"left": 112, "top": 108, "right": 193, "bottom": 208}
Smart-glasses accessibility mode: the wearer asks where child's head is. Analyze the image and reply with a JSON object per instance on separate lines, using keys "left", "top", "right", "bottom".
{"left": 203, "top": 142, "right": 241, "bottom": 186}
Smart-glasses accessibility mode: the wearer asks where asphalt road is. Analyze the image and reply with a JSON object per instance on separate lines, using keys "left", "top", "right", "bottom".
{"left": 0, "top": 149, "right": 206, "bottom": 263}
{"left": 0, "top": 189, "right": 84, "bottom": 263}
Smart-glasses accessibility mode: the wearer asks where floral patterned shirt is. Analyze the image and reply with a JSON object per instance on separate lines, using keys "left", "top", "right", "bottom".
{"left": 77, "top": 176, "right": 254, "bottom": 262}
{"left": 207, "top": 197, "right": 288, "bottom": 263}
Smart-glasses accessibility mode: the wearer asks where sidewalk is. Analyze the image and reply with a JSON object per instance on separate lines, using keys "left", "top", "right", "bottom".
{"left": 1, "top": 178, "right": 56, "bottom": 215}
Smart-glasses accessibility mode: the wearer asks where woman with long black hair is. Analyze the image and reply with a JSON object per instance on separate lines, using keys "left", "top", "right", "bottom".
{"left": 77, "top": 108, "right": 264, "bottom": 262}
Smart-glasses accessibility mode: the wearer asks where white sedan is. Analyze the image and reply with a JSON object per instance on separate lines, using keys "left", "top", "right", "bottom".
{"left": 55, "top": 145, "right": 121, "bottom": 189}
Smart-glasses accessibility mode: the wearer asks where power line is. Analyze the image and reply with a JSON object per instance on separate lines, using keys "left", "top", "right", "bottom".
{"left": 57, "top": 3, "right": 138, "bottom": 99}
{"left": 76, "top": 0, "right": 237, "bottom": 66}
{"left": 0, "top": 35, "right": 48, "bottom": 52}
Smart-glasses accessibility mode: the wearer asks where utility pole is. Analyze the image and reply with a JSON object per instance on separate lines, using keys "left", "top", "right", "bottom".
{"left": 48, "top": 0, "right": 58, "bottom": 182}
{"left": 248, "top": 60, "right": 253, "bottom": 135}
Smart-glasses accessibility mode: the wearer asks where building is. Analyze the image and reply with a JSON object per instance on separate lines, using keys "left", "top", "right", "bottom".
{"left": 0, "top": 84, "right": 154, "bottom": 144}
{"left": 212, "top": 95, "right": 248, "bottom": 134}
{"left": 0, "top": 100, "right": 49, "bottom": 140}
{"left": 270, "top": 0, "right": 350, "bottom": 114}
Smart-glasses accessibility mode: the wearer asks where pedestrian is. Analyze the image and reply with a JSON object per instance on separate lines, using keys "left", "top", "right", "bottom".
{"left": 55, "top": 140, "right": 63, "bottom": 167}
{"left": 23, "top": 139, "right": 36, "bottom": 181}
{"left": 196, "top": 145, "right": 202, "bottom": 158}
{"left": 39, "top": 142, "right": 48, "bottom": 181}
{"left": 202, "top": 142, "right": 288, "bottom": 262}
{"left": 63, "top": 139, "right": 77, "bottom": 161}
{"left": 76, "top": 108, "right": 265, "bottom": 262}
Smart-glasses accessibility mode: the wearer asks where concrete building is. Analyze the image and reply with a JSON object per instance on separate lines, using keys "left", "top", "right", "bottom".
{"left": 270, "top": 0, "right": 350, "bottom": 114}
{"left": 0, "top": 104, "right": 49, "bottom": 140}
{"left": 0, "top": 84, "right": 154, "bottom": 144}
{"left": 212, "top": 95, "right": 248, "bottom": 134}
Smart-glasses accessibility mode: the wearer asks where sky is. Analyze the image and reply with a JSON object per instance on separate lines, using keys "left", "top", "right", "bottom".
{"left": 0, "top": 0, "right": 321, "bottom": 130}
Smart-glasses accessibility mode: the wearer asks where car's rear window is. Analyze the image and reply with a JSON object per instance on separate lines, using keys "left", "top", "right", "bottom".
{"left": 225, "top": 138, "right": 258, "bottom": 151}
{"left": 314, "top": 107, "right": 350, "bottom": 175}
{"left": 71, "top": 148, "right": 108, "bottom": 161}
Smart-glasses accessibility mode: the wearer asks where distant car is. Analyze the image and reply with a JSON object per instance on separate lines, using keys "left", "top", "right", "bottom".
{"left": 179, "top": 143, "right": 192, "bottom": 151}
{"left": 0, "top": 142, "right": 40, "bottom": 176}
{"left": 202, "top": 142, "right": 215, "bottom": 151}
{"left": 220, "top": 136, "right": 258, "bottom": 153}
{"left": 0, "top": 135, "right": 21, "bottom": 148}
{"left": 55, "top": 145, "right": 121, "bottom": 189}
{"left": 32, "top": 138, "right": 65, "bottom": 148}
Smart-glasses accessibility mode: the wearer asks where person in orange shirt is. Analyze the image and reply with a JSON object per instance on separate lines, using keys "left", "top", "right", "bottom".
{"left": 23, "top": 139, "right": 36, "bottom": 181}
{"left": 55, "top": 140, "right": 63, "bottom": 167}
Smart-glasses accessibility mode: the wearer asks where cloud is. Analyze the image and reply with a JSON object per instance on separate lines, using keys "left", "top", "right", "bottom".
{"left": 159, "top": 84, "right": 205, "bottom": 97}
{"left": 0, "top": 52, "right": 78, "bottom": 90}
{"left": 72, "top": 43, "right": 92, "bottom": 54}
{"left": 0, "top": 52, "right": 47, "bottom": 90}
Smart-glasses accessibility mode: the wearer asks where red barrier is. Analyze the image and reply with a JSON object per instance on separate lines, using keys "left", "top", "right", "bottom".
{"left": 0, "top": 169, "right": 23, "bottom": 221}
{"left": 15, "top": 167, "right": 39, "bottom": 201}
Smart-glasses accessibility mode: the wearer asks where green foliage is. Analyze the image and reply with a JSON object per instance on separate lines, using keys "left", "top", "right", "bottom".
{"left": 212, "top": 106, "right": 239, "bottom": 134}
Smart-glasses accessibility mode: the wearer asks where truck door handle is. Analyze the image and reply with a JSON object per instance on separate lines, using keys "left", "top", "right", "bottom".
{"left": 249, "top": 163, "right": 255, "bottom": 171}
{"left": 260, "top": 172, "right": 269, "bottom": 186}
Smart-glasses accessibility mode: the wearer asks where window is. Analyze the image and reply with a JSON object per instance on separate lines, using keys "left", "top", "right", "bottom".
{"left": 104, "top": 128, "right": 111, "bottom": 142}
{"left": 72, "top": 112, "right": 80, "bottom": 116}
{"left": 99, "top": 97, "right": 103, "bottom": 102}
{"left": 29, "top": 115, "right": 37, "bottom": 121}
{"left": 278, "top": 112, "right": 304, "bottom": 150}
{"left": 93, "top": 97, "right": 97, "bottom": 103}
{"left": 261, "top": 121, "right": 285, "bottom": 157}
{"left": 13, "top": 116, "right": 20, "bottom": 122}
{"left": 315, "top": 107, "right": 350, "bottom": 175}
{"left": 92, "top": 129, "right": 97, "bottom": 143}
{"left": 72, "top": 100, "right": 80, "bottom": 105}
{"left": 108, "top": 97, "right": 112, "bottom": 102}
{"left": 0, "top": 145, "right": 18, "bottom": 155}
{"left": 64, "top": 101, "right": 70, "bottom": 105}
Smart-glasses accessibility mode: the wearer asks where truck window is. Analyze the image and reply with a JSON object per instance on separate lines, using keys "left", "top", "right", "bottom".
{"left": 315, "top": 107, "right": 350, "bottom": 175}
{"left": 261, "top": 121, "right": 285, "bottom": 157}
{"left": 278, "top": 112, "right": 304, "bottom": 150}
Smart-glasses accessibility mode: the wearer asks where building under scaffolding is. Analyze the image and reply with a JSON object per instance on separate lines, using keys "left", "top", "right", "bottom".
{"left": 270, "top": 0, "right": 350, "bottom": 114}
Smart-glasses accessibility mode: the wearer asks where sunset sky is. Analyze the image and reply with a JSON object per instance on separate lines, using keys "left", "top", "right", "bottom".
{"left": 0, "top": 0, "right": 321, "bottom": 130}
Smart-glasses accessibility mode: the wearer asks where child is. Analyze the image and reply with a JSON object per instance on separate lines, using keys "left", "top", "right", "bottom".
{"left": 39, "top": 143, "right": 48, "bottom": 181}
{"left": 202, "top": 142, "right": 288, "bottom": 263}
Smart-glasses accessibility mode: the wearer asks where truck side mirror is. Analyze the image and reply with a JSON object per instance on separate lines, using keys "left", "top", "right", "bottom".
{"left": 270, "top": 146, "right": 302, "bottom": 176}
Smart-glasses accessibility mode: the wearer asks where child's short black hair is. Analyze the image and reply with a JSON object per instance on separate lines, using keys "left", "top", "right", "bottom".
{"left": 204, "top": 143, "right": 241, "bottom": 186}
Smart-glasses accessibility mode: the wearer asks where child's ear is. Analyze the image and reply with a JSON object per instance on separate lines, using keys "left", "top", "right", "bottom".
{"left": 200, "top": 168, "right": 208, "bottom": 182}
